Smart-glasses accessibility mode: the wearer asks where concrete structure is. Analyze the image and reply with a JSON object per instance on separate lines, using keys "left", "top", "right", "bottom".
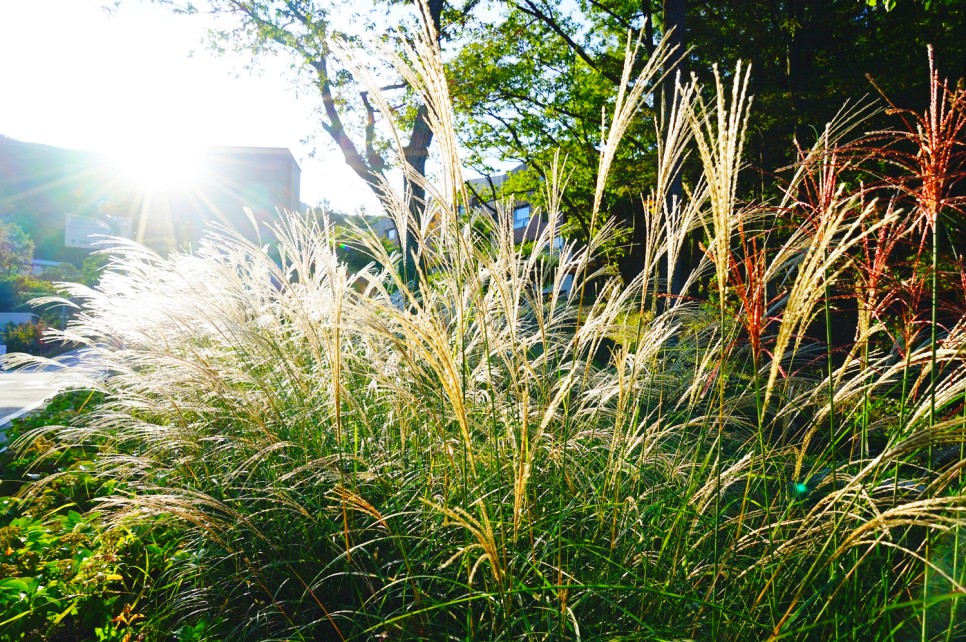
{"left": 29, "top": 259, "right": 65, "bottom": 275}
{"left": 191, "top": 146, "right": 301, "bottom": 235}
{"left": 369, "top": 216, "right": 400, "bottom": 245}
{"left": 129, "top": 146, "right": 302, "bottom": 252}
{"left": 0, "top": 137, "right": 300, "bottom": 262}
{"left": 465, "top": 164, "right": 563, "bottom": 247}
{"left": 0, "top": 349, "right": 102, "bottom": 437}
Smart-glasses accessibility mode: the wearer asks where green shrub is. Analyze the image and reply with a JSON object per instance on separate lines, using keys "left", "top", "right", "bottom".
{"left": 0, "top": 392, "right": 201, "bottom": 641}
{"left": 2, "top": 322, "right": 41, "bottom": 355}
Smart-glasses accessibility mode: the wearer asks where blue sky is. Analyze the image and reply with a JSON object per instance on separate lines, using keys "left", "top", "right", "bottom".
{"left": 0, "top": 0, "right": 379, "bottom": 212}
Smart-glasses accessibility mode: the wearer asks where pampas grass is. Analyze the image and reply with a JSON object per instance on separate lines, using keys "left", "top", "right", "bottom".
{"left": 8, "top": 8, "right": 966, "bottom": 641}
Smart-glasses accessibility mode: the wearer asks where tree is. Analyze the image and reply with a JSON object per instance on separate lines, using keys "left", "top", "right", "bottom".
{"left": 36, "top": 262, "right": 82, "bottom": 284}
{"left": 448, "top": 1, "right": 687, "bottom": 284}
{"left": 137, "top": 0, "right": 965, "bottom": 289}
{"left": 0, "top": 221, "right": 34, "bottom": 276}
{"left": 0, "top": 275, "right": 60, "bottom": 324}
{"left": 683, "top": 0, "right": 966, "bottom": 185}
{"left": 139, "top": 0, "right": 480, "bottom": 282}
{"left": 140, "top": 0, "right": 681, "bottom": 284}
{"left": 448, "top": 0, "right": 966, "bottom": 282}
{"left": 80, "top": 254, "right": 110, "bottom": 288}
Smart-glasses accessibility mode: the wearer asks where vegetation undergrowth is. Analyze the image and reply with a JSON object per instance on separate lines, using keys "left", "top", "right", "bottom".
{"left": 1, "top": 390, "right": 206, "bottom": 641}
{"left": 5, "top": 12, "right": 966, "bottom": 641}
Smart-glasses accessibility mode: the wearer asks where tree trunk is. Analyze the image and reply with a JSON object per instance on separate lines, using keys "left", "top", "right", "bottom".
{"left": 618, "top": 1, "right": 688, "bottom": 292}
{"left": 398, "top": 0, "right": 444, "bottom": 287}
{"left": 786, "top": 0, "right": 822, "bottom": 145}
{"left": 662, "top": 0, "right": 691, "bottom": 298}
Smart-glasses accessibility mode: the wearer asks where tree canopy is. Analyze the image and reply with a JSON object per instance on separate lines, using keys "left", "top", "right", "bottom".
{"left": 445, "top": 0, "right": 965, "bottom": 281}
{"left": 134, "top": 0, "right": 965, "bottom": 283}
{"left": 450, "top": 0, "right": 966, "bottom": 197}
{"left": 0, "top": 221, "right": 33, "bottom": 276}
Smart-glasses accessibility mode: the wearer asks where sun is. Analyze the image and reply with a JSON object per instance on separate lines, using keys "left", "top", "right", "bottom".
{"left": 110, "top": 143, "right": 204, "bottom": 191}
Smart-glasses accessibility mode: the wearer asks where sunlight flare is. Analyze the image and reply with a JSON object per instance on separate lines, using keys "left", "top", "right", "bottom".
{"left": 109, "top": 142, "right": 204, "bottom": 191}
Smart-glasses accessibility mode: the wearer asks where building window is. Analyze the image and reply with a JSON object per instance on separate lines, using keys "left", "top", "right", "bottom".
{"left": 513, "top": 205, "right": 531, "bottom": 230}
{"left": 552, "top": 235, "right": 564, "bottom": 251}
{"left": 387, "top": 228, "right": 397, "bottom": 241}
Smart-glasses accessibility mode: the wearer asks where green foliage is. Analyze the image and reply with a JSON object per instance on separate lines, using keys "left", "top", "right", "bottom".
{"left": 327, "top": 212, "right": 399, "bottom": 274}
{"left": 0, "top": 280, "right": 15, "bottom": 312}
{"left": 867, "top": 0, "right": 961, "bottom": 9}
{"left": 0, "top": 391, "right": 203, "bottom": 641}
{"left": 0, "top": 258, "right": 101, "bottom": 341}
{"left": 80, "top": 254, "right": 110, "bottom": 288}
{"left": 0, "top": 502, "right": 131, "bottom": 640}
{"left": 447, "top": 0, "right": 966, "bottom": 288}
{"left": 0, "top": 274, "right": 65, "bottom": 342}
{"left": 36, "top": 262, "right": 82, "bottom": 284}
{"left": 0, "top": 221, "right": 33, "bottom": 277}
{"left": 0, "top": 275, "right": 57, "bottom": 309}
{"left": 2, "top": 322, "right": 42, "bottom": 354}
{"left": 448, "top": 2, "right": 658, "bottom": 248}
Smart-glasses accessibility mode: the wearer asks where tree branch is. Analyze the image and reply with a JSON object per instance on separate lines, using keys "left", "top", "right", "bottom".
{"left": 359, "top": 91, "right": 386, "bottom": 174}
{"left": 513, "top": 0, "right": 622, "bottom": 84}
{"left": 312, "top": 56, "right": 387, "bottom": 195}
{"left": 225, "top": 0, "right": 389, "bottom": 198}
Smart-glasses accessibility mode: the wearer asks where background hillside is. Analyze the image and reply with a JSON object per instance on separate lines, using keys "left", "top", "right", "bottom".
{"left": 0, "top": 136, "right": 139, "bottom": 265}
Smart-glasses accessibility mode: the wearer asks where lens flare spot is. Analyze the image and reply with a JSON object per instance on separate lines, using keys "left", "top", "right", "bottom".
{"left": 110, "top": 143, "right": 203, "bottom": 190}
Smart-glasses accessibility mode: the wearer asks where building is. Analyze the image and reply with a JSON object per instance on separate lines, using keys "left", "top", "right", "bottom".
{"left": 192, "top": 146, "right": 301, "bottom": 233}
{"left": 374, "top": 216, "right": 398, "bottom": 244}
{"left": 29, "top": 259, "right": 64, "bottom": 276}
{"left": 167, "top": 146, "right": 302, "bottom": 248}
{"left": 465, "top": 164, "right": 563, "bottom": 249}
{"left": 465, "top": 164, "right": 572, "bottom": 295}
{"left": 110, "top": 146, "right": 304, "bottom": 253}
{"left": 0, "top": 137, "right": 303, "bottom": 261}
